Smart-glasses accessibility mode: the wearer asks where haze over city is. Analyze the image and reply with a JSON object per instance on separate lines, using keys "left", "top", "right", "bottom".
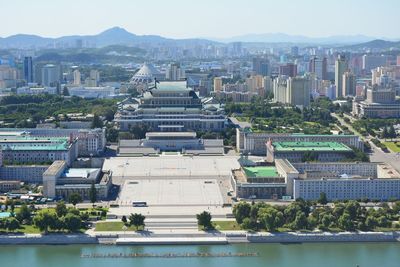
{"left": 1, "top": 0, "right": 399, "bottom": 40}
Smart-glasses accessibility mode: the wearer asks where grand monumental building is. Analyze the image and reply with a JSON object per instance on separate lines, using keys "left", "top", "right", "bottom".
{"left": 115, "top": 81, "right": 226, "bottom": 132}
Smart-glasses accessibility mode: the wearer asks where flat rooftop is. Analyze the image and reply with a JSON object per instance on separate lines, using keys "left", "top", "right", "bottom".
{"left": 145, "top": 132, "right": 196, "bottom": 138}
{"left": 61, "top": 168, "right": 100, "bottom": 179}
{"left": 0, "top": 137, "right": 70, "bottom": 151}
{"left": 272, "top": 142, "right": 352, "bottom": 152}
{"left": 119, "top": 179, "right": 223, "bottom": 206}
{"left": 43, "top": 160, "right": 67, "bottom": 176}
{"left": 103, "top": 156, "right": 240, "bottom": 180}
{"left": 243, "top": 166, "right": 279, "bottom": 178}
{"left": 154, "top": 81, "right": 189, "bottom": 91}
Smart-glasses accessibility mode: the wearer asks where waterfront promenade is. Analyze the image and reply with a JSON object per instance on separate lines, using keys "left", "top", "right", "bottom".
{"left": 0, "top": 230, "right": 399, "bottom": 245}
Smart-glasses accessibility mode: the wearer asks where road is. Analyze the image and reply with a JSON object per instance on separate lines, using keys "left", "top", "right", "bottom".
{"left": 332, "top": 112, "right": 400, "bottom": 173}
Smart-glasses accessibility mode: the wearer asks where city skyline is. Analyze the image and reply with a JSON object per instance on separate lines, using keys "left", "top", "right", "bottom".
{"left": 1, "top": 0, "right": 399, "bottom": 40}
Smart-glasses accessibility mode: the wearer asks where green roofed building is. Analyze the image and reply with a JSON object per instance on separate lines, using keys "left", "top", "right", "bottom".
{"left": 266, "top": 141, "right": 353, "bottom": 163}
{"left": 115, "top": 80, "right": 226, "bottom": 132}
{"left": 231, "top": 166, "right": 287, "bottom": 199}
{"left": 0, "top": 136, "right": 78, "bottom": 166}
{"left": 243, "top": 166, "right": 279, "bottom": 178}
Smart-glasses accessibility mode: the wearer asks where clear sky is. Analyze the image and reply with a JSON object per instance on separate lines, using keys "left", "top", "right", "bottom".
{"left": 1, "top": 0, "right": 399, "bottom": 39}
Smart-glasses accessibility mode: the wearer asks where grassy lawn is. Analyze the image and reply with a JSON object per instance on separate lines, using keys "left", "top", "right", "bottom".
{"left": 0, "top": 225, "right": 41, "bottom": 234}
{"left": 212, "top": 221, "right": 241, "bottom": 231}
{"left": 95, "top": 221, "right": 144, "bottom": 231}
{"left": 382, "top": 141, "right": 400, "bottom": 152}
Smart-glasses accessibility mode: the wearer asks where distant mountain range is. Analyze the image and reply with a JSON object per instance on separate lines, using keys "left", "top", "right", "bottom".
{"left": 0, "top": 27, "right": 216, "bottom": 48}
{"left": 212, "top": 33, "right": 399, "bottom": 44}
{"left": 340, "top": 39, "right": 400, "bottom": 50}
{"left": 0, "top": 26, "right": 399, "bottom": 49}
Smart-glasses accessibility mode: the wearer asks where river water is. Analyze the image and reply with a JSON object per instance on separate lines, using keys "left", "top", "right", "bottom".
{"left": 1, "top": 242, "right": 399, "bottom": 267}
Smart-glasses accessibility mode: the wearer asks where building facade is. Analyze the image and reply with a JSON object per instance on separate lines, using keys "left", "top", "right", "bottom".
{"left": 115, "top": 81, "right": 226, "bottom": 132}
{"left": 236, "top": 128, "right": 363, "bottom": 155}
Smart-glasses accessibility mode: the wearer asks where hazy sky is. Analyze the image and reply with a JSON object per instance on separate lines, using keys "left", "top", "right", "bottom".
{"left": 1, "top": 0, "right": 399, "bottom": 39}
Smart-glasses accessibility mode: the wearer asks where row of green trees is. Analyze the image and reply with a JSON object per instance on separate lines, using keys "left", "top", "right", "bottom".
{"left": 0, "top": 94, "right": 117, "bottom": 128}
{"left": 381, "top": 125, "right": 397, "bottom": 139}
{"left": 0, "top": 202, "right": 86, "bottom": 233}
{"left": 233, "top": 199, "right": 400, "bottom": 232}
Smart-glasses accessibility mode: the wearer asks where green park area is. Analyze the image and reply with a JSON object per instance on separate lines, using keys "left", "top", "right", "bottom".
{"left": 0, "top": 199, "right": 107, "bottom": 234}
{"left": 226, "top": 97, "right": 337, "bottom": 135}
{"left": 382, "top": 141, "right": 400, "bottom": 152}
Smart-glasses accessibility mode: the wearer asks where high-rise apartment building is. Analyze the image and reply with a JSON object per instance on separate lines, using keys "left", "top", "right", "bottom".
{"left": 73, "top": 70, "right": 81, "bottom": 85}
{"left": 273, "top": 76, "right": 311, "bottom": 107}
{"left": 342, "top": 71, "right": 356, "bottom": 96}
{"left": 23, "top": 56, "right": 34, "bottom": 83}
{"left": 362, "top": 54, "right": 387, "bottom": 72}
{"left": 41, "top": 64, "right": 60, "bottom": 86}
{"left": 213, "top": 77, "right": 223, "bottom": 92}
{"left": 309, "top": 57, "right": 327, "bottom": 80}
{"left": 335, "top": 55, "right": 348, "bottom": 98}
{"left": 165, "top": 63, "right": 185, "bottom": 80}
{"left": 287, "top": 77, "right": 311, "bottom": 107}
{"left": 279, "top": 63, "right": 297, "bottom": 77}
{"left": 252, "top": 57, "right": 270, "bottom": 76}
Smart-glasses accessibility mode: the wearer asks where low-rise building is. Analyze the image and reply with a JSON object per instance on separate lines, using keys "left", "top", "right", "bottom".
{"left": 353, "top": 85, "right": 400, "bottom": 118}
{"left": 233, "top": 159, "right": 400, "bottom": 201}
{"left": 0, "top": 180, "right": 20, "bottom": 193}
{"left": 293, "top": 178, "right": 400, "bottom": 201}
{"left": 0, "top": 165, "right": 49, "bottom": 183}
{"left": 236, "top": 128, "right": 363, "bottom": 155}
{"left": 68, "top": 86, "right": 116, "bottom": 99}
{"left": 0, "top": 128, "right": 106, "bottom": 156}
{"left": 118, "top": 132, "right": 224, "bottom": 156}
{"left": 43, "top": 160, "right": 112, "bottom": 200}
{"left": 231, "top": 166, "right": 287, "bottom": 199}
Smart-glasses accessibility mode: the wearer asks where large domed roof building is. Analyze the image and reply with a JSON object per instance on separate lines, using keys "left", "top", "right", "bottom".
{"left": 130, "top": 63, "right": 163, "bottom": 84}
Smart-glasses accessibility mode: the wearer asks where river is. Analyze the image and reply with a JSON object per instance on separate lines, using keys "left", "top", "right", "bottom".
{"left": 1, "top": 243, "right": 399, "bottom": 267}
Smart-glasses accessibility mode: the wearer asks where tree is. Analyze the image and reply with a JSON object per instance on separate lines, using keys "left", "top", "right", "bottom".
{"left": 89, "top": 182, "right": 97, "bottom": 207}
{"left": 196, "top": 211, "right": 213, "bottom": 230}
{"left": 381, "top": 126, "right": 388, "bottom": 139}
{"left": 129, "top": 124, "right": 149, "bottom": 139}
{"left": 321, "top": 214, "right": 334, "bottom": 229}
{"left": 241, "top": 217, "right": 255, "bottom": 230}
{"left": 55, "top": 201, "right": 68, "bottom": 217}
{"left": 388, "top": 125, "right": 396, "bottom": 140}
{"left": 318, "top": 192, "right": 328, "bottom": 205}
{"left": 16, "top": 204, "right": 31, "bottom": 223}
{"left": 258, "top": 207, "right": 281, "bottom": 231}
{"left": 338, "top": 213, "right": 354, "bottom": 231}
{"left": 6, "top": 217, "right": 20, "bottom": 232}
{"left": 121, "top": 216, "right": 128, "bottom": 225}
{"left": 365, "top": 216, "right": 378, "bottom": 230}
{"left": 68, "top": 193, "right": 82, "bottom": 207}
{"left": 91, "top": 114, "right": 103, "bottom": 128}
{"left": 106, "top": 127, "right": 119, "bottom": 142}
{"left": 392, "top": 201, "right": 400, "bottom": 214}
{"left": 33, "top": 210, "right": 56, "bottom": 234}
{"left": 64, "top": 213, "right": 82, "bottom": 232}
{"left": 62, "top": 86, "right": 69, "bottom": 96}
{"left": 232, "top": 202, "right": 251, "bottom": 224}
{"left": 344, "top": 201, "right": 360, "bottom": 221}
{"left": 292, "top": 211, "right": 308, "bottom": 230}
{"left": 129, "top": 213, "right": 145, "bottom": 231}
{"left": 10, "top": 200, "right": 15, "bottom": 213}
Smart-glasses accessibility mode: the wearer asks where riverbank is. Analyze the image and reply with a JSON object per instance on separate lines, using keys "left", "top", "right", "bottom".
{"left": 0, "top": 231, "right": 399, "bottom": 245}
